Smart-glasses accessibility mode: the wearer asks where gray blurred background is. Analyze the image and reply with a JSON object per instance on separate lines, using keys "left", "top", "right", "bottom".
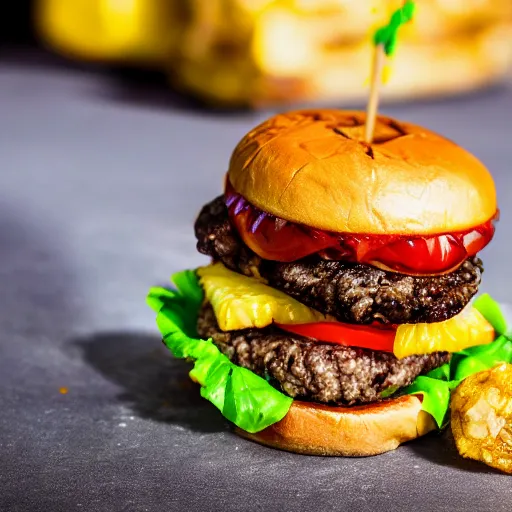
{"left": 1, "top": 2, "right": 512, "bottom": 512}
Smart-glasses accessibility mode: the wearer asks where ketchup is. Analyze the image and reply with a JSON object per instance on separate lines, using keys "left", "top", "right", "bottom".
{"left": 225, "top": 181, "right": 496, "bottom": 275}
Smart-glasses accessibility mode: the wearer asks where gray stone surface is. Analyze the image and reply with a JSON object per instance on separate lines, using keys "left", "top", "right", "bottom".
{"left": 1, "top": 54, "right": 511, "bottom": 512}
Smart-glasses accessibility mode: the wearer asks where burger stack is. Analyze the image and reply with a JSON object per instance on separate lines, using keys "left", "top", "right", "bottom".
{"left": 188, "top": 110, "right": 498, "bottom": 455}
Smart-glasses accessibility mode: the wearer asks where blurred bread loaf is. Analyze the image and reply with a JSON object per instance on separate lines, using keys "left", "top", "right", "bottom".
{"left": 167, "top": 0, "right": 512, "bottom": 107}
{"left": 36, "top": 0, "right": 512, "bottom": 108}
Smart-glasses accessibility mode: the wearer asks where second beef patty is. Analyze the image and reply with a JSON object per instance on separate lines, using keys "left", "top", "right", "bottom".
{"left": 197, "top": 302, "right": 450, "bottom": 405}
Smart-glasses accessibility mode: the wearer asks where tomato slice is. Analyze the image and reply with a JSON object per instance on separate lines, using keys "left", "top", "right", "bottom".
{"left": 225, "top": 180, "right": 497, "bottom": 275}
{"left": 276, "top": 322, "right": 396, "bottom": 352}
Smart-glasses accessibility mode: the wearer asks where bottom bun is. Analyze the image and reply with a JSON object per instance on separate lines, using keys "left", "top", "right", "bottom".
{"left": 236, "top": 396, "right": 436, "bottom": 457}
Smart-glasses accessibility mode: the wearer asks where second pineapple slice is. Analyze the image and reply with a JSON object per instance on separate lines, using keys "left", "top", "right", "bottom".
{"left": 394, "top": 307, "right": 495, "bottom": 359}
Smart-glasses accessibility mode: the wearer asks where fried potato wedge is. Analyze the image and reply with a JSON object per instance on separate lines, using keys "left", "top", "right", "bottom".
{"left": 451, "top": 363, "right": 512, "bottom": 473}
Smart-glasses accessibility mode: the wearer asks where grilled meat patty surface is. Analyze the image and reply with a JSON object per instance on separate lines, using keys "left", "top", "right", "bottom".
{"left": 197, "top": 303, "right": 450, "bottom": 405}
{"left": 195, "top": 196, "right": 483, "bottom": 325}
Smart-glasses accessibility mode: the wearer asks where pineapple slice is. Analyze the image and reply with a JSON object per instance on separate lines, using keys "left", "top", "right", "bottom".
{"left": 197, "top": 262, "right": 328, "bottom": 331}
{"left": 394, "top": 306, "right": 495, "bottom": 359}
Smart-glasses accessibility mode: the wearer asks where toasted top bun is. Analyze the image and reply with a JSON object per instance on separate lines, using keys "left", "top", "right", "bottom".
{"left": 228, "top": 110, "right": 497, "bottom": 235}
{"left": 236, "top": 395, "right": 436, "bottom": 457}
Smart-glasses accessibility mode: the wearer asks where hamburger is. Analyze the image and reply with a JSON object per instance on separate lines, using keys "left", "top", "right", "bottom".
{"left": 148, "top": 109, "right": 503, "bottom": 456}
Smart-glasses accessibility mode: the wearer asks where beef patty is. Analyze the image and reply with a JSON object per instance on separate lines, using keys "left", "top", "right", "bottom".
{"left": 195, "top": 196, "right": 483, "bottom": 325}
{"left": 197, "top": 303, "right": 450, "bottom": 405}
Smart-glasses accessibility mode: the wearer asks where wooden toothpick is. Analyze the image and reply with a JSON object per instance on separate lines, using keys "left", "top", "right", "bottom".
{"left": 364, "top": 1, "right": 416, "bottom": 144}
{"left": 364, "top": 44, "right": 386, "bottom": 143}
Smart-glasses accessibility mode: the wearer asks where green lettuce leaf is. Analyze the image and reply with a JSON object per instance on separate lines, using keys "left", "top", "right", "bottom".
{"left": 473, "top": 293, "right": 512, "bottom": 338}
{"left": 146, "top": 270, "right": 292, "bottom": 433}
{"left": 402, "top": 295, "right": 512, "bottom": 428}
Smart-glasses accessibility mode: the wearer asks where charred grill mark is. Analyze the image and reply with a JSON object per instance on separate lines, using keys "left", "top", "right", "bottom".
{"left": 388, "top": 119, "right": 408, "bottom": 136}
{"left": 371, "top": 120, "right": 408, "bottom": 143}
{"left": 333, "top": 127, "right": 350, "bottom": 138}
{"left": 333, "top": 128, "right": 376, "bottom": 158}
{"left": 331, "top": 117, "right": 408, "bottom": 147}
{"left": 364, "top": 144, "right": 375, "bottom": 159}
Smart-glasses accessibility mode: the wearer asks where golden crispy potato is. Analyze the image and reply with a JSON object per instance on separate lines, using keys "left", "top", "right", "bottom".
{"left": 451, "top": 363, "right": 512, "bottom": 474}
